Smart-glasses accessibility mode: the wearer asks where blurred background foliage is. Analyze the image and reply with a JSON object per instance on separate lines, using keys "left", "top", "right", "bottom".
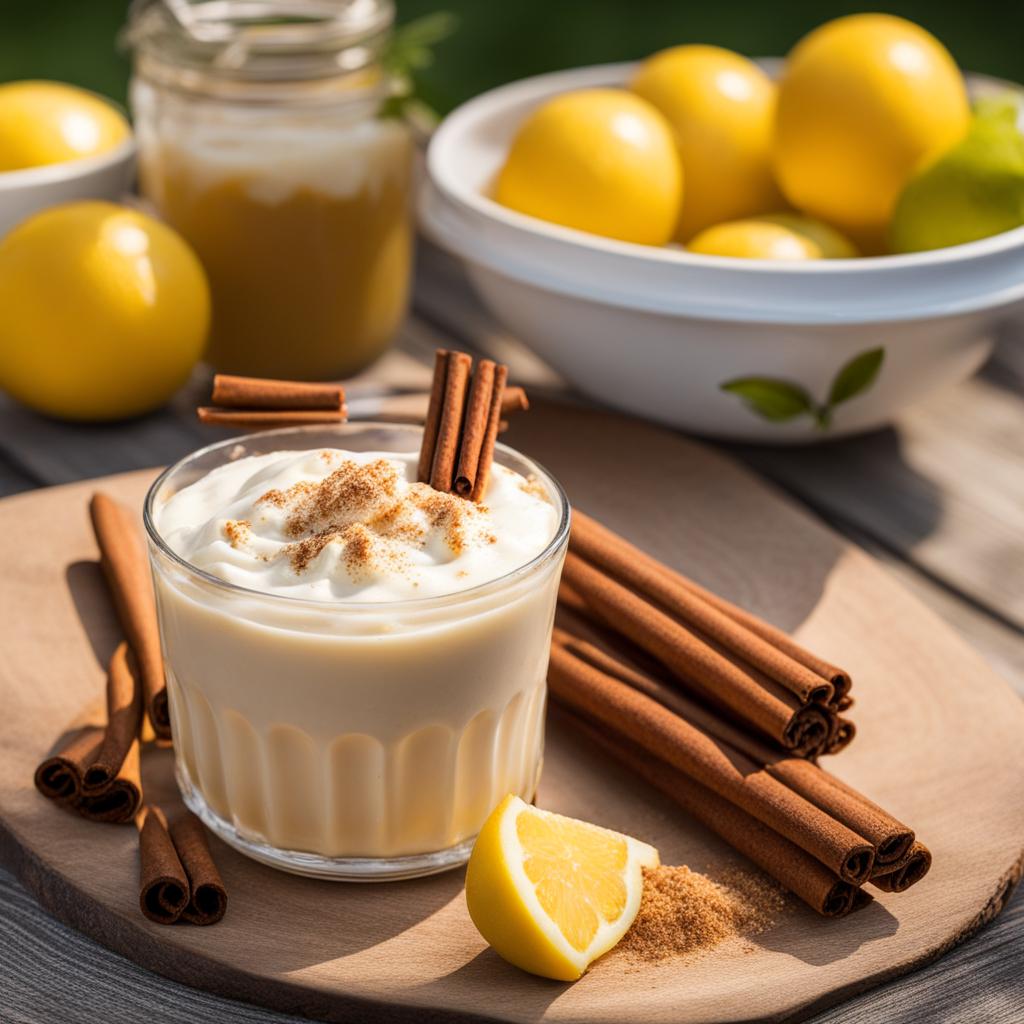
{"left": 2, "top": 0, "right": 1022, "bottom": 112}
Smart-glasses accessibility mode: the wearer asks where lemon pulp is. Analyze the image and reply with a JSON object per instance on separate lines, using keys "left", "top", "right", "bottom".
{"left": 465, "top": 795, "right": 658, "bottom": 981}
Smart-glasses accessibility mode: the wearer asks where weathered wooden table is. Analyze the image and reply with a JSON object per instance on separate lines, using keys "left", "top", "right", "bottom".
{"left": 2, "top": 246, "right": 1021, "bottom": 1024}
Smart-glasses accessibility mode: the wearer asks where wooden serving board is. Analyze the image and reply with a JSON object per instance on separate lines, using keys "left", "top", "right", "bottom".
{"left": 1, "top": 401, "right": 1022, "bottom": 1024}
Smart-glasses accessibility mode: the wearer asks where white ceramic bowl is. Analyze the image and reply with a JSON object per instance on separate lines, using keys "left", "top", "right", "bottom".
{"left": 422, "top": 62, "right": 1024, "bottom": 442}
{"left": 0, "top": 137, "right": 136, "bottom": 239}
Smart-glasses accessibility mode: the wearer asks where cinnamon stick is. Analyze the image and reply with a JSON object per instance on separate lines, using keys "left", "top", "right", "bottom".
{"left": 558, "top": 708, "right": 870, "bottom": 918}
{"left": 196, "top": 407, "right": 348, "bottom": 428}
{"left": 560, "top": 553, "right": 834, "bottom": 755}
{"left": 571, "top": 510, "right": 841, "bottom": 706}
{"left": 170, "top": 812, "right": 227, "bottom": 925}
{"left": 453, "top": 359, "right": 496, "bottom": 498}
{"left": 417, "top": 349, "right": 516, "bottom": 500}
{"left": 34, "top": 726, "right": 102, "bottom": 804}
{"left": 552, "top": 627, "right": 915, "bottom": 867}
{"left": 548, "top": 636, "right": 874, "bottom": 883}
{"left": 77, "top": 737, "right": 141, "bottom": 824}
{"left": 417, "top": 349, "right": 451, "bottom": 484}
{"left": 80, "top": 643, "right": 143, "bottom": 797}
{"left": 870, "top": 842, "right": 932, "bottom": 892}
{"left": 89, "top": 493, "right": 170, "bottom": 738}
{"left": 211, "top": 374, "right": 344, "bottom": 411}
{"left": 470, "top": 363, "right": 508, "bottom": 503}
{"left": 137, "top": 806, "right": 189, "bottom": 924}
{"left": 428, "top": 351, "right": 472, "bottom": 492}
{"left": 502, "top": 386, "right": 529, "bottom": 416}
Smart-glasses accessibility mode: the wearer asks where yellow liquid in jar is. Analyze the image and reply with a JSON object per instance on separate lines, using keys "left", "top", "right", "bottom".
{"left": 142, "top": 119, "right": 413, "bottom": 380}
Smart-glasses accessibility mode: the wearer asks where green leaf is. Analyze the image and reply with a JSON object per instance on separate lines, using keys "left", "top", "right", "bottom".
{"left": 720, "top": 377, "right": 815, "bottom": 422}
{"left": 382, "top": 12, "right": 459, "bottom": 77}
{"left": 826, "top": 347, "right": 885, "bottom": 408}
{"left": 379, "top": 12, "right": 458, "bottom": 123}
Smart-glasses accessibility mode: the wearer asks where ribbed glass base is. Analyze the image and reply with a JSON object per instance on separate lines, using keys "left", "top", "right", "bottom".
{"left": 176, "top": 764, "right": 476, "bottom": 882}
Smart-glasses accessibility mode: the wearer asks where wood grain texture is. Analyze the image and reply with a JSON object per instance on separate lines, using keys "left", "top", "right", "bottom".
{"left": 1, "top": 402, "right": 1023, "bottom": 1024}
{"left": 2, "top": 866, "right": 1019, "bottom": 1024}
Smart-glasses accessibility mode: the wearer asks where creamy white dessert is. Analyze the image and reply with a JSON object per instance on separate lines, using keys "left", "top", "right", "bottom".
{"left": 157, "top": 448, "right": 557, "bottom": 602}
{"left": 148, "top": 442, "right": 566, "bottom": 874}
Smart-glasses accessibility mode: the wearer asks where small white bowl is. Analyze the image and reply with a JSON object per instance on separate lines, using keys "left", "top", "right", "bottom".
{"left": 421, "top": 62, "right": 1024, "bottom": 442}
{"left": 0, "top": 137, "right": 136, "bottom": 239}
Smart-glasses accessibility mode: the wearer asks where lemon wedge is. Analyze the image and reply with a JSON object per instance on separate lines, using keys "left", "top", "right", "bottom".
{"left": 465, "top": 795, "right": 659, "bottom": 981}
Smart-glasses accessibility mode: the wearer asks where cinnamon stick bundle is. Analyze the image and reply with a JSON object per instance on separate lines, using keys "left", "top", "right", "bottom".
{"left": 34, "top": 646, "right": 144, "bottom": 823}
{"left": 137, "top": 807, "right": 227, "bottom": 926}
{"left": 548, "top": 632, "right": 874, "bottom": 884}
{"left": 558, "top": 708, "right": 871, "bottom": 918}
{"left": 417, "top": 349, "right": 511, "bottom": 501}
{"left": 90, "top": 494, "right": 170, "bottom": 738}
{"left": 560, "top": 554, "right": 834, "bottom": 756}
{"left": 197, "top": 374, "right": 349, "bottom": 428}
{"left": 563, "top": 510, "right": 851, "bottom": 756}
{"left": 549, "top": 626, "right": 929, "bottom": 910}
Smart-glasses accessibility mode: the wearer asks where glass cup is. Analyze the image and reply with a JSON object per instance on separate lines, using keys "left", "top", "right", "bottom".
{"left": 144, "top": 424, "right": 569, "bottom": 880}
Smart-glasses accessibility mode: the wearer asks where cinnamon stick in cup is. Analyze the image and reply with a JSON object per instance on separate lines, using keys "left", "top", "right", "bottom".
{"left": 548, "top": 634, "right": 874, "bottom": 883}
{"left": 470, "top": 363, "right": 508, "bottom": 503}
{"left": 169, "top": 812, "right": 227, "bottom": 925}
{"left": 137, "top": 805, "right": 189, "bottom": 925}
{"left": 428, "top": 351, "right": 472, "bottom": 492}
{"left": 80, "top": 643, "right": 143, "bottom": 797}
{"left": 89, "top": 493, "right": 170, "bottom": 738}
{"left": 454, "top": 361, "right": 509, "bottom": 501}
{"left": 418, "top": 348, "right": 514, "bottom": 501}
{"left": 557, "top": 708, "right": 870, "bottom": 918}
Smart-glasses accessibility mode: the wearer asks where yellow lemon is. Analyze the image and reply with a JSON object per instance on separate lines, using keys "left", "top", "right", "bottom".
{"left": 774, "top": 14, "right": 970, "bottom": 252}
{"left": 495, "top": 88, "right": 682, "bottom": 245}
{"left": 0, "top": 81, "right": 131, "bottom": 173}
{"left": 0, "top": 201, "right": 210, "bottom": 421}
{"left": 760, "top": 213, "right": 860, "bottom": 257}
{"left": 465, "top": 795, "right": 658, "bottom": 981}
{"left": 631, "top": 44, "right": 783, "bottom": 240}
{"left": 688, "top": 219, "right": 820, "bottom": 260}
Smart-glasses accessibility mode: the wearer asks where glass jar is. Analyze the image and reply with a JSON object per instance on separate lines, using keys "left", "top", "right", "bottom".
{"left": 125, "top": 0, "right": 414, "bottom": 380}
{"left": 144, "top": 424, "right": 570, "bottom": 880}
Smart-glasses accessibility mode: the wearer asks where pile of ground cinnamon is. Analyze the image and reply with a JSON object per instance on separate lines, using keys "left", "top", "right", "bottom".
{"left": 621, "top": 865, "right": 786, "bottom": 962}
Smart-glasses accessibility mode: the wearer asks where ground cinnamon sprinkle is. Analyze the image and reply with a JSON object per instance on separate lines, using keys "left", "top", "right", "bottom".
{"left": 254, "top": 454, "right": 488, "bottom": 579}
{"left": 620, "top": 865, "right": 786, "bottom": 963}
{"left": 223, "top": 519, "right": 250, "bottom": 548}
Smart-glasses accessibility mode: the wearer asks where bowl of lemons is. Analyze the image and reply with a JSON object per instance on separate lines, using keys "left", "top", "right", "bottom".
{"left": 0, "top": 80, "right": 136, "bottom": 238}
{"left": 422, "top": 14, "right": 1024, "bottom": 442}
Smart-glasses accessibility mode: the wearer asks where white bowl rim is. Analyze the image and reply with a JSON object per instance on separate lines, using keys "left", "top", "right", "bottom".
{"left": 427, "top": 60, "right": 1024, "bottom": 276}
{"left": 0, "top": 136, "right": 136, "bottom": 193}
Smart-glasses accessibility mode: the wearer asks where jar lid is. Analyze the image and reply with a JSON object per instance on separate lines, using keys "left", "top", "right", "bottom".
{"left": 125, "top": 0, "right": 395, "bottom": 81}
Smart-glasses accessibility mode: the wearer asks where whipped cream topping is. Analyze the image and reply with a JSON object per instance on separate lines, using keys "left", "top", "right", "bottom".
{"left": 155, "top": 448, "right": 559, "bottom": 602}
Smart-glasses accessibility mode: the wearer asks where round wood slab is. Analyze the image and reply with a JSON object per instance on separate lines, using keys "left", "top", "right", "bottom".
{"left": 1, "top": 402, "right": 1022, "bottom": 1024}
